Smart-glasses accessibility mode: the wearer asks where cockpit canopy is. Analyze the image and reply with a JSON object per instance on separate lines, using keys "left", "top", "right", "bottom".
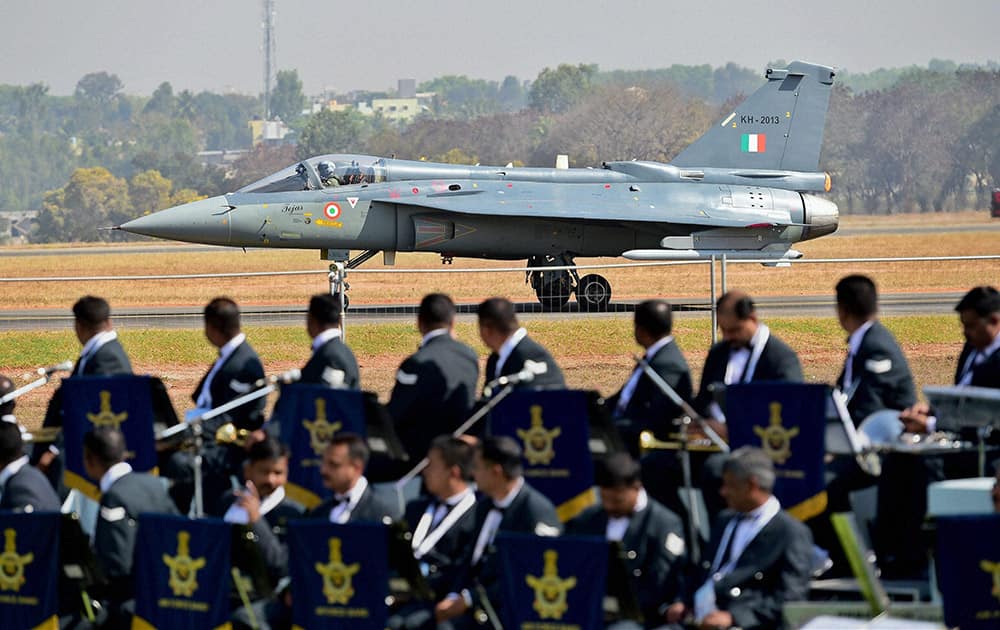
{"left": 236, "top": 154, "right": 387, "bottom": 193}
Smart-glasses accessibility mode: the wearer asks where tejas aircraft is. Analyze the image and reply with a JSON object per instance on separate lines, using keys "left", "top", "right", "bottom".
{"left": 118, "top": 60, "right": 839, "bottom": 311}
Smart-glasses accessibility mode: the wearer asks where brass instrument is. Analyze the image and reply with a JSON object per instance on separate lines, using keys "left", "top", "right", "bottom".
{"left": 214, "top": 423, "right": 252, "bottom": 446}
{"left": 638, "top": 430, "right": 723, "bottom": 454}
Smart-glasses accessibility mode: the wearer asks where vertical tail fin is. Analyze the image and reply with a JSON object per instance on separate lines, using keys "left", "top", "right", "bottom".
{"left": 672, "top": 60, "right": 835, "bottom": 172}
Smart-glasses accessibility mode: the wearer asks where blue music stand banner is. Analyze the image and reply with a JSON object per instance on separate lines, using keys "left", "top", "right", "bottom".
{"left": 132, "top": 514, "right": 231, "bottom": 630}
{"left": 495, "top": 533, "right": 606, "bottom": 629}
{"left": 61, "top": 375, "right": 158, "bottom": 500}
{"left": 270, "top": 384, "right": 367, "bottom": 509}
{"left": 937, "top": 514, "right": 1000, "bottom": 629}
{"left": 0, "top": 512, "right": 60, "bottom": 630}
{"left": 490, "top": 390, "right": 596, "bottom": 521}
{"left": 288, "top": 519, "right": 388, "bottom": 630}
{"left": 726, "top": 383, "right": 829, "bottom": 521}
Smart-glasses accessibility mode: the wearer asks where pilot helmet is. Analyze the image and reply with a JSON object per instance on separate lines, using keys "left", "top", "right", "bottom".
{"left": 317, "top": 161, "right": 337, "bottom": 181}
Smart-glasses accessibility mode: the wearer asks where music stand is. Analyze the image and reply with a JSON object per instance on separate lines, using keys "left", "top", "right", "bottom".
{"left": 585, "top": 391, "right": 626, "bottom": 458}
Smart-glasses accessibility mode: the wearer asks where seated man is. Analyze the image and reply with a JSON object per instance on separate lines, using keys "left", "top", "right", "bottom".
{"left": 84, "top": 427, "right": 178, "bottom": 624}
{"left": 391, "top": 436, "right": 479, "bottom": 630}
{"left": 674, "top": 447, "right": 812, "bottom": 630}
{"left": 309, "top": 432, "right": 399, "bottom": 523}
{"left": 0, "top": 421, "right": 59, "bottom": 512}
{"left": 566, "top": 452, "right": 687, "bottom": 628}
{"left": 435, "top": 436, "right": 562, "bottom": 626}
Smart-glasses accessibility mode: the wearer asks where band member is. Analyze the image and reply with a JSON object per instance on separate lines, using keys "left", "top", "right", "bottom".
{"left": 309, "top": 432, "right": 399, "bottom": 523}
{"left": 301, "top": 293, "right": 360, "bottom": 389}
{"left": 84, "top": 427, "right": 178, "bottom": 624}
{"left": 435, "top": 436, "right": 561, "bottom": 625}
{"left": 835, "top": 275, "right": 916, "bottom": 425}
{"left": 392, "top": 436, "right": 479, "bottom": 630}
{"left": 695, "top": 291, "right": 803, "bottom": 436}
{"left": 35, "top": 295, "right": 133, "bottom": 484}
{"left": 167, "top": 297, "right": 266, "bottom": 515}
{"left": 606, "top": 299, "right": 693, "bottom": 455}
{"left": 388, "top": 294, "right": 479, "bottom": 461}
{"left": 675, "top": 447, "right": 813, "bottom": 630}
{"left": 477, "top": 297, "right": 565, "bottom": 395}
{"left": 566, "top": 452, "right": 687, "bottom": 628}
{"left": 0, "top": 421, "right": 59, "bottom": 512}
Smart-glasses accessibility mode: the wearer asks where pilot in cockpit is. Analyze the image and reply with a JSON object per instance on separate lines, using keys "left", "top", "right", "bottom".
{"left": 317, "top": 161, "right": 339, "bottom": 187}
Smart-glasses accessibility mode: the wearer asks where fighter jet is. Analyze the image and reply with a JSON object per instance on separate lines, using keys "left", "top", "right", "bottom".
{"left": 118, "top": 60, "right": 839, "bottom": 311}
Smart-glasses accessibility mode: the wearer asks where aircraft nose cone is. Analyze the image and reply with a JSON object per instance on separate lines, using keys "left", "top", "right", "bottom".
{"left": 118, "top": 195, "right": 233, "bottom": 245}
{"left": 802, "top": 195, "right": 839, "bottom": 240}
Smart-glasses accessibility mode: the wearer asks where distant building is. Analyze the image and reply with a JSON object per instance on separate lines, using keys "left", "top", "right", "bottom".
{"left": 249, "top": 119, "right": 292, "bottom": 146}
{"left": 370, "top": 97, "right": 420, "bottom": 122}
{"left": 197, "top": 149, "right": 248, "bottom": 168}
{"left": 0, "top": 210, "right": 38, "bottom": 243}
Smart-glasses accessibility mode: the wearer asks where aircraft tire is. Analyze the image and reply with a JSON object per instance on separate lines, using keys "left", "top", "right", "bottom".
{"left": 576, "top": 274, "right": 612, "bottom": 312}
{"left": 535, "top": 274, "right": 572, "bottom": 311}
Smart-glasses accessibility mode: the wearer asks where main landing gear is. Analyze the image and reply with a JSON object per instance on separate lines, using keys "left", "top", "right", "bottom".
{"left": 526, "top": 254, "right": 612, "bottom": 312}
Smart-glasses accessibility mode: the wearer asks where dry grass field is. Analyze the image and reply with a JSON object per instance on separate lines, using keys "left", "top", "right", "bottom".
{"left": 0, "top": 211, "right": 997, "bottom": 429}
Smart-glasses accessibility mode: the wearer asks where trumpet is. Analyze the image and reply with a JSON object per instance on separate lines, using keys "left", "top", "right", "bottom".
{"left": 638, "top": 430, "right": 723, "bottom": 454}
{"left": 215, "top": 423, "right": 253, "bottom": 446}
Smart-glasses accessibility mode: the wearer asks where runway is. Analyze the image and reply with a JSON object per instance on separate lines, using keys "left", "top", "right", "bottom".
{"left": 0, "top": 292, "right": 964, "bottom": 330}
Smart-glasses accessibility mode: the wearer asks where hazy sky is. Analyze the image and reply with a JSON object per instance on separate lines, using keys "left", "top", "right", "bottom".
{"left": 4, "top": 0, "right": 998, "bottom": 96}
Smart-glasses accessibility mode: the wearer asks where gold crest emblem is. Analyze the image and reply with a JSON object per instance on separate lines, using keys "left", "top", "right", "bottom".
{"left": 516, "top": 405, "right": 561, "bottom": 466}
{"left": 162, "top": 531, "right": 206, "bottom": 597}
{"left": 86, "top": 390, "right": 128, "bottom": 429}
{"left": 980, "top": 560, "right": 1000, "bottom": 603}
{"left": 525, "top": 549, "right": 576, "bottom": 620}
{"left": 0, "top": 529, "right": 34, "bottom": 592}
{"left": 315, "top": 537, "right": 361, "bottom": 605}
{"left": 753, "top": 402, "right": 799, "bottom": 465}
{"left": 302, "top": 398, "right": 343, "bottom": 455}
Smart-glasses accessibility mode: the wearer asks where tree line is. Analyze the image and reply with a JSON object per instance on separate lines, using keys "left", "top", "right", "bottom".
{"left": 0, "top": 61, "right": 996, "bottom": 243}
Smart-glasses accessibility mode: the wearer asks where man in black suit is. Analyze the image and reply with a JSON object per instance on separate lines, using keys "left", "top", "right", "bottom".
{"left": 566, "top": 453, "right": 687, "bottom": 628}
{"left": 675, "top": 447, "right": 812, "bottom": 630}
{"left": 875, "top": 286, "right": 1000, "bottom": 579}
{"left": 167, "top": 297, "right": 266, "bottom": 515}
{"left": 83, "top": 427, "right": 178, "bottom": 624}
{"left": 392, "top": 436, "right": 479, "bottom": 630}
{"left": 607, "top": 299, "right": 693, "bottom": 454}
{"left": 835, "top": 275, "right": 916, "bottom": 425}
{"left": 435, "top": 436, "right": 562, "bottom": 625}
{"left": 309, "top": 432, "right": 399, "bottom": 523}
{"left": 301, "top": 293, "right": 360, "bottom": 389}
{"left": 0, "top": 421, "right": 59, "bottom": 512}
{"left": 388, "top": 294, "right": 479, "bottom": 461}
{"left": 478, "top": 297, "right": 565, "bottom": 395}
{"left": 217, "top": 437, "right": 304, "bottom": 630}
{"left": 696, "top": 291, "right": 804, "bottom": 517}
{"left": 695, "top": 291, "right": 803, "bottom": 438}
{"left": 900, "top": 285, "right": 1000, "bottom": 433}
{"left": 36, "top": 295, "right": 134, "bottom": 484}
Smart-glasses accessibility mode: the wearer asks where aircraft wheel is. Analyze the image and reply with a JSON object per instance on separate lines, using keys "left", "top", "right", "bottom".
{"left": 576, "top": 274, "right": 612, "bottom": 312}
{"left": 535, "top": 273, "right": 572, "bottom": 311}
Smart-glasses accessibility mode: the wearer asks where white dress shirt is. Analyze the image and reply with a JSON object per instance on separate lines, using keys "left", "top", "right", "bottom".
{"left": 420, "top": 328, "right": 449, "bottom": 348}
{"left": 606, "top": 487, "right": 649, "bottom": 541}
{"left": 224, "top": 485, "right": 287, "bottom": 524}
{"left": 471, "top": 477, "right": 524, "bottom": 565}
{"left": 99, "top": 461, "right": 133, "bottom": 494}
{"left": 843, "top": 320, "right": 875, "bottom": 389}
{"left": 0, "top": 455, "right": 29, "bottom": 502}
{"left": 615, "top": 336, "right": 674, "bottom": 415}
{"left": 329, "top": 476, "right": 368, "bottom": 524}
{"left": 494, "top": 327, "right": 528, "bottom": 378}
{"left": 958, "top": 330, "right": 1000, "bottom": 386}
{"left": 311, "top": 327, "right": 342, "bottom": 352}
